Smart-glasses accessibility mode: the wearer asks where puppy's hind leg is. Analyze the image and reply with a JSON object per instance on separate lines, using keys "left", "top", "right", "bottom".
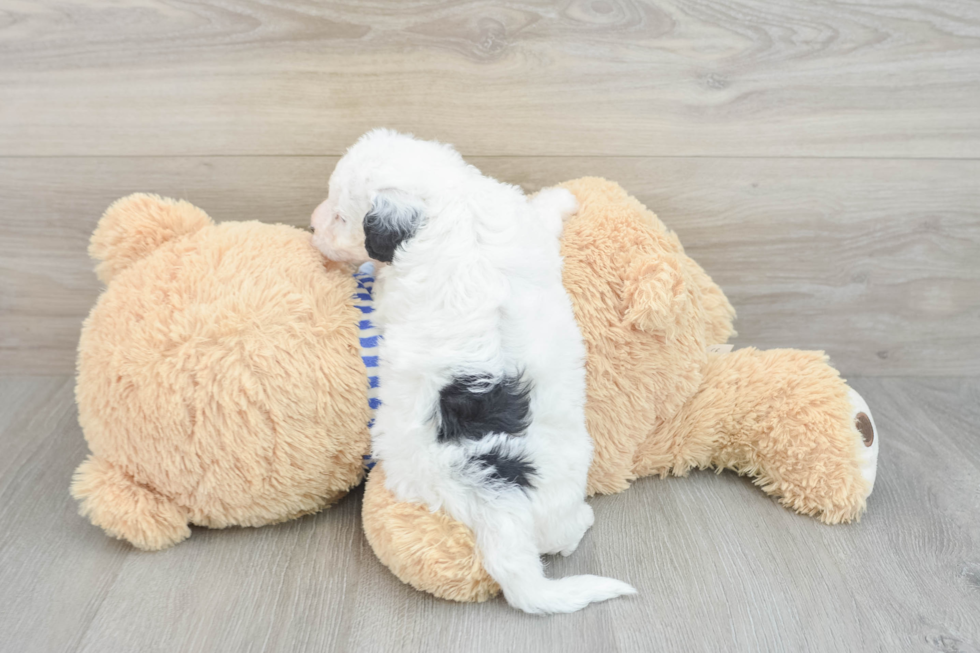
{"left": 558, "top": 503, "right": 596, "bottom": 557}
{"left": 535, "top": 497, "right": 595, "bottom": 558}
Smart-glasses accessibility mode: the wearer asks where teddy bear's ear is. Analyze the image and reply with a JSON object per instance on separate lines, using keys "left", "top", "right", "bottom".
{"left": 621, "top": 252, "right": 692, "bottom": 340}
{"left": 89, "top": 193, "right": 213, "bottom": 284}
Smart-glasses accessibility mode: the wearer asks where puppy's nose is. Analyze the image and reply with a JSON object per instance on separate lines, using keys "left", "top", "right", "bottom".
{"left": 306, "top": 225, "right": 315, "bottom": 233}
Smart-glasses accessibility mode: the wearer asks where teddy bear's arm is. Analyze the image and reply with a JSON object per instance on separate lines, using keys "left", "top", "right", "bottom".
{"left": 71, "top": 455, "right": 191, "bottom": 550}
{"left": 679, "top": 252, "right": 737, "bottom": 346}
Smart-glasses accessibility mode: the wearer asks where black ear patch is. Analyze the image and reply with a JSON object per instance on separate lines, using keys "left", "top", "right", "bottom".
{"left": 363, "top": 192, "right": 422, "bottom": 263}
{"left": 437, "top": 374, "right": 532, "bottom": 443}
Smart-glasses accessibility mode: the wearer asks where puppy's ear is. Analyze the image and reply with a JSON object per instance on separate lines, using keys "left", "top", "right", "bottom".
{"left": 364, "top": 190, "right": 423, "bottom": 263}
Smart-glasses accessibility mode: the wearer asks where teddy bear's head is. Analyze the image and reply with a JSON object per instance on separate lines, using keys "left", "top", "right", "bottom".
{"left": 73, "top": 194, "right": 371, "bottom": 550}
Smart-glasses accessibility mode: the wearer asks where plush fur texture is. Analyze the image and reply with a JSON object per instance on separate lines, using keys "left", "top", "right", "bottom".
{"left": 360, "top": 178, "right": 875, "bottom": 602}
{"left": 637, "top": 347, "right": 869, "bottom": 524}
{"left": 72, "top": 194, "right": 369, "bottom": 550}
{"left": 311, "top": 131, "right": 634, "bottom": 613}
{"left": 73, "top": 180, "right": 875, "bottom": 609}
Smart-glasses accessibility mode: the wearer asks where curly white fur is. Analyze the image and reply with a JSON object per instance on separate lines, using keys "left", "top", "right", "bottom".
{"left": 311, "top": 129, "right": 635, "bottom": 614}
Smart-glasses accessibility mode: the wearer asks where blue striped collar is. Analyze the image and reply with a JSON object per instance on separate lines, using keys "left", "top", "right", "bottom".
{"left": 353, "top": 262, "right": 381, "bottom": 470}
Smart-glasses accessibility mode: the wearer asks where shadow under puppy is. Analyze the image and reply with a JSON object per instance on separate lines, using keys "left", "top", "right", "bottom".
{"left": 310, "top": 129, "right": 636, "bottom": 613}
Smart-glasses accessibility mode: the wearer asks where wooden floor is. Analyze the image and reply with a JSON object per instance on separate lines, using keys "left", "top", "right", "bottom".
{"left": 0, "top": 375, "right": 978, "bottom": 652}
{"left": 1, "top": 1, "right": 979, "bottom": 651}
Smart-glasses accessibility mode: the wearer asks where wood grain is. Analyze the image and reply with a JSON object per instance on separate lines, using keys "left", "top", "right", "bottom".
{"left": 1, "top": 0, "right": 978, "bottom": 158}
{"left": 2, "top": 156, "right": 977, "bottom": 376}
{"left": 1, "top": 375, "right": 977, "bottom": 652}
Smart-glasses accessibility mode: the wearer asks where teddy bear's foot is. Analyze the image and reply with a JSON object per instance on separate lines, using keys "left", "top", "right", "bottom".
{"left": 71, "top": 455, "right": 190, "bottom": 551}
{"left": 847, "top": 387, "right": 879, "bottom": 498}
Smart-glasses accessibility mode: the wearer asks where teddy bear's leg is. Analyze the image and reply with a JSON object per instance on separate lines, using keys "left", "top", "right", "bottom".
{"left": 361, "top": 464, "right": 500, "bottom": 602}
{"left": 71, "top": 455, "right": 190, "bottom": 550}
{"left": 636, "top": 348, "right": 877, "bottom": 523}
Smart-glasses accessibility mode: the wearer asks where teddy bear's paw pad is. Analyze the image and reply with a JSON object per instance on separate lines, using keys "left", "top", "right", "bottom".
{"left": 847, "top": 387, "right": 879, "bottom": 497}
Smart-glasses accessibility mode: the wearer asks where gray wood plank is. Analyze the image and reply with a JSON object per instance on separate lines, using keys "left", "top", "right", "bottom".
{"left": 71, "top": 500, "right": 367, "bottom": 653}
{"left": 1, "top": 0, "right": 978, "bottom": 158}
{"left": 1, "top": 376, "right": 977, "bottom": 652}
{"left": 2, "top": 156, "right": 977, "bottom": 376}
{"left": 0, "top": 376, "right": 133, "bottom": 653}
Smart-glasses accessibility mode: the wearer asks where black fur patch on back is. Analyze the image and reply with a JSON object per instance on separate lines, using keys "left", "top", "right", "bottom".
{"left": 437, "top": 374, "right": 531, "bottom": 443}
{"left": 473, "top": 448, "right": 537, "bottom": 490}
{"left": 363, "top": 193, "right": 422, "bottom": 263}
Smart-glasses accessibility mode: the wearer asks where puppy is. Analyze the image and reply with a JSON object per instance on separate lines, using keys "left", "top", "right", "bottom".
{"left": 311, "top": 129, "right": 635, "bottom": 613}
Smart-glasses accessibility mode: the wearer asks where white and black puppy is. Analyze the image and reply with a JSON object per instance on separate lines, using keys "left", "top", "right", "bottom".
{"left": 311, "top": 129, "right": 636, "bottom": 614}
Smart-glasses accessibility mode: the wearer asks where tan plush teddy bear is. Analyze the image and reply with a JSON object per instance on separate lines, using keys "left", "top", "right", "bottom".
{"left": 72, "top": 194, "right": 370, "bottom": 550}
{"left": 72, "top": 179, "right": 877, "bottom": 603}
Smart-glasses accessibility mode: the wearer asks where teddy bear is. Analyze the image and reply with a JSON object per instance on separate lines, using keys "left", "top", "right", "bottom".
{"left": 71, "top": 178, "right": 878, "bottom": 603}
{"left": 72, "top": 193, "right": 371, "bottom": 550}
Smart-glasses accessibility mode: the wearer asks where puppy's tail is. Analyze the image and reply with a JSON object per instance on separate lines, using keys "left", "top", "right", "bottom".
{"left": 471, "top": 501, "right": 636, "bottom": 614}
